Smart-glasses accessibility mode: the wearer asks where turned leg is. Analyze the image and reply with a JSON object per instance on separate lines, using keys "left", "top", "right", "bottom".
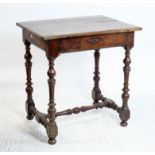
{"left": 119, "top": 45, "right": 132, "bottom": 127}
{"left": 46, "top": 56, "right": 58, "bottom": 145}
{"left": 92, "top": 49, "right": 102, "bottom": 104}
{"left": 24, "top": 41, "right": 35, "bottom": 120}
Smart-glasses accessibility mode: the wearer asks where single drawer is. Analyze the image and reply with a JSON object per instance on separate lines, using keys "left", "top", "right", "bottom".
{"left": 57, "top": 33, "right": 132, "bottom": 53}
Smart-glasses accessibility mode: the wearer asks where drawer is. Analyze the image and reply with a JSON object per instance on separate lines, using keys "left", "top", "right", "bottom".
{"left": 57, "top": 33, "right": 132, "bottom": 53}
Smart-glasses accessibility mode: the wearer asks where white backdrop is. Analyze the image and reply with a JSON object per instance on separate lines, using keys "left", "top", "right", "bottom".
{"left": 0, "top": 3, "right": 155, "bottom": 151}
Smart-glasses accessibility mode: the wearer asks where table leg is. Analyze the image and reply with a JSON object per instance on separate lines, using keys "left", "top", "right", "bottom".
{"left": 119, "top": 45, "right": 132, "bottom": 126}
{"left": 24, "top": 41, "right": 35, "bottom": 120}
{"left": 46, "top": 56, "right": 58, "bottom": 145}
{"left": 92, "top": 49, "right": 102, "bottom": 104}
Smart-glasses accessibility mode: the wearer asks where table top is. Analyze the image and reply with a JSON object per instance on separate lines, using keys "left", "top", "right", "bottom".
{"left": 16, "top": 15, "right": 142, "bottom": 40}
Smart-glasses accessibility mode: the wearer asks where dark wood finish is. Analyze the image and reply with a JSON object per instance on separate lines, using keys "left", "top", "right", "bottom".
{"left": 22, "top": 30, "right": 134, "bottom": 58}
{"left": 92, "top": 49, "right": 102, "bottom": 105}
{"left": 32, "top": 95, "right": 120, "bottom": 124}
{"left": 24, "top": 41, "right": 35, "bottom": 120}
{"left": 17, "top": 16, "right": 141, "bottom": 145}
{"left": 23, "top": 30, "right": 48, "bottom": 52}
{"left": 46, "top": 56, "right": 58, "bottom": 145}
{"left": 56, "top": 97, "right": 120, "bottom": 117}
{"left": 57, "top": 33, "right": 129, "bottom": 53}
{"left": 119, "top": 45, "right": 132, "bottom": 127}
{"left": 34, "top": 108, "right": 48, "bottom": 127}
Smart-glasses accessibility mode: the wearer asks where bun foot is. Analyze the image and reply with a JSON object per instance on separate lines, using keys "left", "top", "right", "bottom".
{"left": 48, "top": 139, "right": 56, "bottom": 145}
{"left": 119, "top": 106, "right": 130, "bottom": 127}
{"left": 46, "top": 122, "right": 58, "bottom": 145}
{"left": 26, "top": 114, "right": 34, "bottom": 120}
{"left": 120, "top": 121, "right": 128, "bottom": 127}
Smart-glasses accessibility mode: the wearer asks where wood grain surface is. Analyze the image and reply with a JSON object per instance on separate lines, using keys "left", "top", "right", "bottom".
{"left": 16, "top": 15, "right": 142, "bottom": 40}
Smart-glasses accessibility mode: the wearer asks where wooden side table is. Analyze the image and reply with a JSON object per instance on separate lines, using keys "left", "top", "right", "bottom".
{"left": 16, "top": 15, "right": 142, "bottom": 144}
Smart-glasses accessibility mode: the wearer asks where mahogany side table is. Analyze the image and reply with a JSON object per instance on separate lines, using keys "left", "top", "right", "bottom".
{"left": 16, "top": 15, "right": 142, "bottom": 144}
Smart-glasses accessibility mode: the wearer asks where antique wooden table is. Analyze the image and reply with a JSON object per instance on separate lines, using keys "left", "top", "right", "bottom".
{"left": 16, "top": 15, "right": 142, "bottom": 144}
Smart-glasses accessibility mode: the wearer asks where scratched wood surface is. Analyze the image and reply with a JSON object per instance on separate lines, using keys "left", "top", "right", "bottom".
{"left": 16, "top": 15, "right": 142, "bottom": 40}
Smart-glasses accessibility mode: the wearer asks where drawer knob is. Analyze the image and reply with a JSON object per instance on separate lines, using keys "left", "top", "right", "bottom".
{"left": 87, "top": 38, "right": 101, "bottom": 44}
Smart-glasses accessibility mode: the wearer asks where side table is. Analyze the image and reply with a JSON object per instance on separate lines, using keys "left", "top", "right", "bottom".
{"left": 16, "top": 15, "right": 142, "bottom": 144}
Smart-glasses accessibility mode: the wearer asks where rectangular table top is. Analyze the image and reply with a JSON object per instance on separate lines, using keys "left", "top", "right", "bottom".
{"left": 16, "top": 15, "right": 142, "bottom": 40}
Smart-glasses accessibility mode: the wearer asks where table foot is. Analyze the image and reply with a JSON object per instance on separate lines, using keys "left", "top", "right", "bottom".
{"left": 26, "top": 114, "right": 34, "bottom": 120}
{"left": 46, "top": 122, "right": 58, "bottom": 145}
{"left": 33, "top": 108, "right": 58, "bottom": 145}
{"left": 120, "top": 121, "right": 128, "bottom": 127}
{"left": 119, "top": 106, "right": 130, "bottom": 127}
{"left": 48, "top": 139, "right": 56, "bottom": 145}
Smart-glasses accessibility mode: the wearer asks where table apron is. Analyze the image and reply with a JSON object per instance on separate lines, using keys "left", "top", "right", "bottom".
{"left": 23, "top": 30, "right": 134, "bottom": 57}
{"left": 57, "top": 32, "right": 134, "bottom": 53}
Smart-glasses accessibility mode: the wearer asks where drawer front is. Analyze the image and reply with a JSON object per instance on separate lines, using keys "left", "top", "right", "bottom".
{"left": 57, "top": 33, "right": 131, "bottom": 53}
